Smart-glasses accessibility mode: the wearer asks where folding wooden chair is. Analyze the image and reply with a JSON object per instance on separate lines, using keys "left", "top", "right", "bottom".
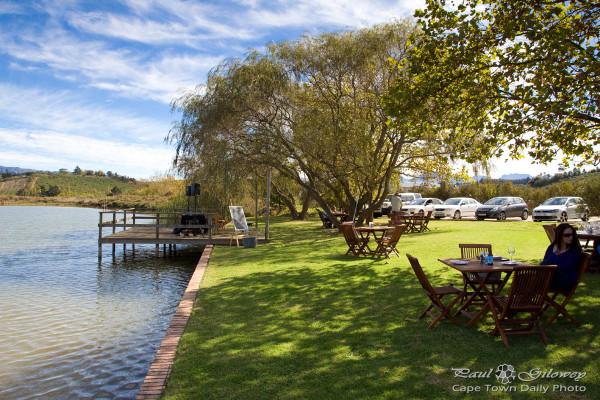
{"left": 340, "top": 222, "right": 371, "bottom": 257}
{"left": 490, "top": 265, "right": 557, "bottom": 346}
{"left": 419, "top": 211, "right": 433, "bottom": 232}
{"left": 543, "top": 224, "right": 557, "bottom": 243}
{"left": 374, "top": 224, "right": 406, "bottom": 258}
{"left": 458, "top": 244, "right": 502, "bottom": 307}
{"left": 543, "top": 252, "right": 591, "bottom": 326}
{"left": 406, "top": 254, "right": 463, "bottom": 329}
{"left": 317, "top": 209, "right": 332, "bottom": 228}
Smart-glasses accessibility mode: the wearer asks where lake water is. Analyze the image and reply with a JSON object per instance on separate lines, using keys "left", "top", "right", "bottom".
{"left": 0, "top": 206, "right": 199, "bottom": 399}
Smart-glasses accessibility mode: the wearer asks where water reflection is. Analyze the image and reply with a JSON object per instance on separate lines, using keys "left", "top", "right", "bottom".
{"left": 0, "top": 207, "right": 198, "bottom": 399}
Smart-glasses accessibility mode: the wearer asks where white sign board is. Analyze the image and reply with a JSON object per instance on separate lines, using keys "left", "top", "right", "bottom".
{"left": 229, "top": 206, "right": 249, "bottom": 232}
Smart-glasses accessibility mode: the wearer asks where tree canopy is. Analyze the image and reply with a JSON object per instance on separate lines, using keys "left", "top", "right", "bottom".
{"left": 387, "top": 0, "right": 600, "bottom": 168}
{"left": 169, "top": 19, "right": 474, "bottom": 226}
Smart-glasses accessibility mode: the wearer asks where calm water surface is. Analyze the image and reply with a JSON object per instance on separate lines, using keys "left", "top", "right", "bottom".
{"left": 0, "top": 206, "right": 199, "bottom": 399}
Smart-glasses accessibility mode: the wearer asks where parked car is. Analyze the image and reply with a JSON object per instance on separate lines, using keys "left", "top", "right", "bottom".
{"left": 381, "top": 193, "right": 422, "bottom": 215}
{"left": 532, "top": 197, "right": 590, "bottom": 222}
{"left": 433, "top": 197, "right": 481, "bottom": 219}
{"left": 401, "top": 198, "right": 443, "bottom": 215}
{"left": 476, "top": 197, "right": 529, "bottom": 221}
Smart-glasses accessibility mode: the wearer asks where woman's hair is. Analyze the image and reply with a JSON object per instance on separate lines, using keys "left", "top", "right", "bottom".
{"left": 552, "top": 223, "right": 582, "bottom": 251}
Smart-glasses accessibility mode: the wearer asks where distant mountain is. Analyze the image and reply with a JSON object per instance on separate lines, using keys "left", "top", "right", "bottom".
{"left": 499, "top": 173, "right": 532, "bottom": 181}
{"left": 0, "top": 166, "right": 40, "bottom": 174}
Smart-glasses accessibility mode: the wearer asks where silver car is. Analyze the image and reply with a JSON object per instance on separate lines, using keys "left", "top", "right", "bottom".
{"left": 532, "top": 197, "right": 590, "bottom": 222}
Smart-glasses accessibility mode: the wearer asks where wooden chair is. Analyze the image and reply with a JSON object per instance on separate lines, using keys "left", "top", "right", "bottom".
{"left": 543, "top": 224, "right": 557, "bottom": 243}
{"left": 340, "top": 222, "right": 371, "bottom": 257}
{"left": 411, "top": 211, "right": 433, "bottom": 233}
{"left": 374, "top": 224, "right": 406, "bottom": 258}
{"left": 406, "top": 254, "right": 463, "bottom": 329}
{"left": 458, "top": 244, "right": 502, "bottom": 306}
{"left": 543, "top": 252, "right": 591, "bottom": 326}
{"left": 420, "top": 211, "right": 433, "bottom": 232}
{"left": 490, "top": 265, "right": 557, "bottom": 346}
{"left": 317, "top": 209, "right": 332, "bottom": 228}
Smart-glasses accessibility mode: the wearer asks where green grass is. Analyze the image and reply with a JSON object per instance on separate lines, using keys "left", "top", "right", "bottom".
{"left": 163, "top": 217, "right": 600, "bottom": 399}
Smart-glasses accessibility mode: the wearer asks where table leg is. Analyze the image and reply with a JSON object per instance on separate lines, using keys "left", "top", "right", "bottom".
{"left": 466, "top": 272, "right": 512, "bottom": 326}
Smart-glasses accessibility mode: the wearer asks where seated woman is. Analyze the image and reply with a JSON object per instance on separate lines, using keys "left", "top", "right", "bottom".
{"left": 541, "top": 223, "right": 582, "bottom": 292}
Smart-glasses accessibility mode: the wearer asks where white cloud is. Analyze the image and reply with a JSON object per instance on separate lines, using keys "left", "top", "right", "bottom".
{"left": 0, "top": 83, "right": 170, "bottom": 142}
{"left": 0, "top": 128, "right": 173, "bottom": 177}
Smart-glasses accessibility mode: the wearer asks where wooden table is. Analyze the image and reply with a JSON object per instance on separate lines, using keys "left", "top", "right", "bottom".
{"left": 332, "top": 212, "right": 349, "bottom": 222}
{"left": 438, "top": 257, "right": 521, "bottom": 325}
{"left": 577, "top": 231, "right": 600, "bottom": 272}
{"left": 355, "top": 226, "right": 393, "bottom": 256}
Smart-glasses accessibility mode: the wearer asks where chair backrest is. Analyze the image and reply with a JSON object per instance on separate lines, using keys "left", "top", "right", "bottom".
{"left": 504, "top": 265, "right": 557, "bottom": 311}
{"left": 557, "top": 252, "right": 591, "bottom": 295}
{"left": 459, "top": 244, "right": 492, "bottom": 259}
{"left": 543, "top": 224, "right": 557, "bottom": 243}
{"left": 406, "top": 253, "right": 435, "bottom": 295}
{"left": 424, "top": 210, "right": 433, "bottom": 222}
{"left": 340, "top": 222, "right": 359, "bottom": 244}
{"left": 388, "top": 224, "right": 407, "bottom": 245}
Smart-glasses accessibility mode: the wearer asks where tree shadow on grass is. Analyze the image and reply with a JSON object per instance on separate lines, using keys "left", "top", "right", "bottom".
{"left": 165, "top": 261, "right": 600, "bottom": 400}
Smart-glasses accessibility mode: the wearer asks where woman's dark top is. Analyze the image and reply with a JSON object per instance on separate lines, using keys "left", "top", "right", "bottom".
{"left": 541, "top": 245, "right": 581, "bottom": 292}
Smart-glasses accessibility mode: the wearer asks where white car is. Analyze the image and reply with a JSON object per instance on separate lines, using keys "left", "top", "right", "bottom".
{"left": 532, "top": 197, "right": 590, "bottom": 222}
{"left": 401, "top": 198, "right": 443, "bottom": 215}
{"left": 433, "top": 197, "right": 481, "bottom": 219}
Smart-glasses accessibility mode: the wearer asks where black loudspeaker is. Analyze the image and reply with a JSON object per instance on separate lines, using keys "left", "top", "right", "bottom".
{"left": 185, "top": 185, "right": 192, "bottom": 196}
{"left": 191, "top": 183, "right": 200, "bottom": 196}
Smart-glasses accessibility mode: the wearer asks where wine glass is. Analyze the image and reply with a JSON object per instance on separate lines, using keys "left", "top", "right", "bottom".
{"left": 508, "top": 245, "right": 516, "bottom": 262}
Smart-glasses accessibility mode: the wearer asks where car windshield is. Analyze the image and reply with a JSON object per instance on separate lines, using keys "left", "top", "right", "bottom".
{"left": 484, "top": 197, "right": 507, "bottom": 206}
{"left": 410, "top": 199, "right": 427, "bottom": 205}
{"left": 443, "top": 198, "right": 462, "bottom": 205}
{"left": 542, "top": 197, "right": 568, "bottom": 206}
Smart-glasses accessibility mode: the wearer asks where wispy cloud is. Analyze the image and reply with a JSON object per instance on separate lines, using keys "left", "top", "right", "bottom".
{"left": 0, "top": 128, "right": 173, "bottom": 176}
{"left": 0, "top": 83, "right": 170, "bottom": 142}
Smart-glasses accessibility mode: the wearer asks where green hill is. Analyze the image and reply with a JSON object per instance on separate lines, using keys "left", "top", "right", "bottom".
{"left": 0, "top": 172, "right": 142, "bottom": 196}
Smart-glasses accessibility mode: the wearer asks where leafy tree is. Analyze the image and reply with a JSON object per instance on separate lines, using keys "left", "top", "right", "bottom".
{"left": 389, "top": 0, "right": 599, "bottom": 168}
{"left": 73, "top": 166, "right": 83, "bottom": 175}
{"left": 169, "top": 20, "right": 471, "bottom": 226}
{"left": 39, "top": 185, "right": 61, "bottom": 197}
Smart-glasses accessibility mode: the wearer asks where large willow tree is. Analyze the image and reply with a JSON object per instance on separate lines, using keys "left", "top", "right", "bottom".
{"left": 169, "top": 19, "right": 475, "bottom": 227}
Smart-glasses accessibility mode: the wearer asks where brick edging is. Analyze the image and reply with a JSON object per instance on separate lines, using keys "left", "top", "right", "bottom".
{"left": 136, "top": 244, "right": 213, "bottom": 399}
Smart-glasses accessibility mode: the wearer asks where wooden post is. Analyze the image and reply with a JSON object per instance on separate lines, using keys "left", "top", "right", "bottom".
{"left": 98, "top": 212, "right": 103, "bottom": 260}
{"left": 155, "top": 212, "right": 160, "bottom": 256}
{"left": 265, "top": 168, "right": 271, "bottom": 240}
{"left": 112, "top": 211, "right": 116, "bottom": 256}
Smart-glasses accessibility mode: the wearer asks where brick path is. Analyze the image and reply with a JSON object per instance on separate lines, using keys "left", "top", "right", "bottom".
{"left": 136, "top": 244, "right": 213, "bottom": 399}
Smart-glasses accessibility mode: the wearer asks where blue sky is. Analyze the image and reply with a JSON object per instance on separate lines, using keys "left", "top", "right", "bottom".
{"left": 0, "top": 0, "right": 562, "bottom": 179}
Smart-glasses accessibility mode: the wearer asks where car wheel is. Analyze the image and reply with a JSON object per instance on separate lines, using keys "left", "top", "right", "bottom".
{"left": 560, "top": 212, "right": 568, "bottom": 222}
{"left": 453, "top": 210, "right": 461, "bottom": 220}
{"left": 521, "top": 210, "right": 528, "bottom": 220}
{"left": 582, "top": 211, "right": 590, "bottom": 222}
{"left": 497, "top": 212, "right": 506, "bottom": 221}
{"left": 417, "top": 210, "right": 424, "bottom": 216}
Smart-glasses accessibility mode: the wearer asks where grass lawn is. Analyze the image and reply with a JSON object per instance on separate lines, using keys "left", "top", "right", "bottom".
{"left": 163, "top": 216, "right": 600, "bottom": 399}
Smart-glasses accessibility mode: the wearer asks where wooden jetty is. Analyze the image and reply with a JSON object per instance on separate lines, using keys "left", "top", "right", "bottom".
{"left": 98, "top": 209, "right": 267, "bottom": 259}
